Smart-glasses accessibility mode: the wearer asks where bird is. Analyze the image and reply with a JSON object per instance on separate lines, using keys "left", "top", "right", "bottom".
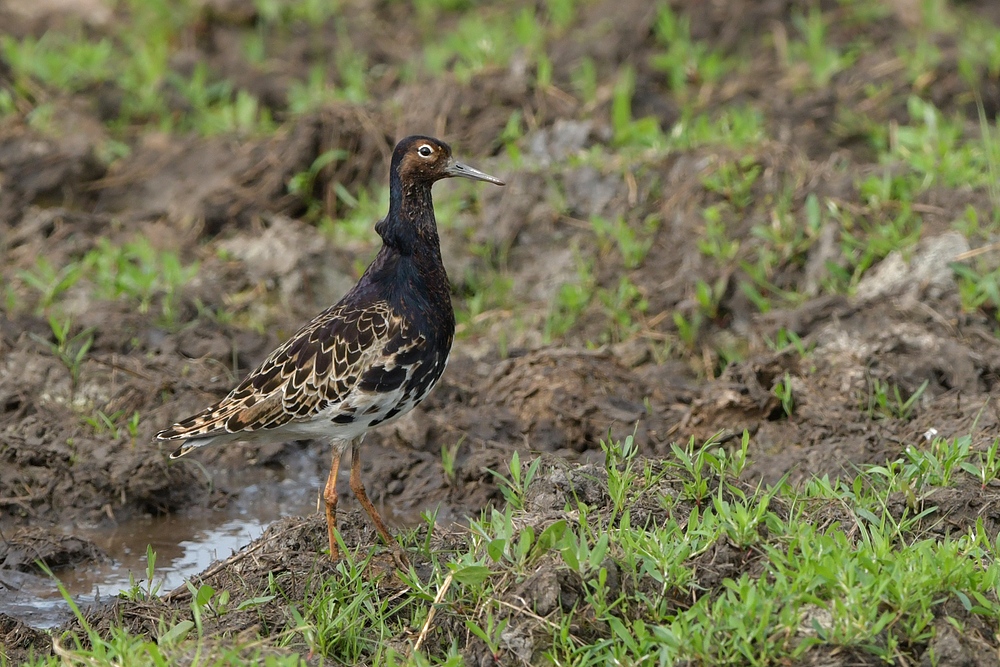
{"left": 156, "top": 135, "right": 504, "bottom": 565}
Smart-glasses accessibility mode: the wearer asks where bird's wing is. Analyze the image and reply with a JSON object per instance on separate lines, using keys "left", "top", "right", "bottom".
{"left": 157, "top": 300, "right": 423, "bottom": 443}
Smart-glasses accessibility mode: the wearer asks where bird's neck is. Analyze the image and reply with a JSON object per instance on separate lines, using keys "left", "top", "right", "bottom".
{"left": 369, "top": 177, "right": 449, "bottom": 296}
{"left": 377, "top": 175, "right": 440, "bottom": 256}
{"left": 363, "top": 176, "right": 454, "bottom": 341}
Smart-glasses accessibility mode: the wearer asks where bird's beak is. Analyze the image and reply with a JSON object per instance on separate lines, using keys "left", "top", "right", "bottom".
{"left": 444, "top": 158, "right": 505, "bottom": 186}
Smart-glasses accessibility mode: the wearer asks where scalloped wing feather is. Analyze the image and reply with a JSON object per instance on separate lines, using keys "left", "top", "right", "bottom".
{"left": 157, "top": 300, "right": 416, "bottom": 455}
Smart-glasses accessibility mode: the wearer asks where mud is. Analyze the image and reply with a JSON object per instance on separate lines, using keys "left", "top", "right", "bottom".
{"left": 2, "top": 0, "right": 1000, "bottom": 664}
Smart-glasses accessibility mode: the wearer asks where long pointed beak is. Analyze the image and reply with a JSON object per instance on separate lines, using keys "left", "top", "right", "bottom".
{"left": 444, "top": 159, "right": 505, "bottom": 186}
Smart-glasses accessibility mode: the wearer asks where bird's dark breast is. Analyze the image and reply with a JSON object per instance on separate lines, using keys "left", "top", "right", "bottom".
{"left": 339, "top": 231, "right": 455, "bottom": 431}
{"left": 358, "top": 301, "right": 453, "bottom": 398}
{"left": 364, "top": 348, "right": 449, "bottom": 428}
{"left": 367, "top": 261, "right": 454, "bottom": 423}
{"left": 407, "top": 347, "right": 449, "bottom": 402}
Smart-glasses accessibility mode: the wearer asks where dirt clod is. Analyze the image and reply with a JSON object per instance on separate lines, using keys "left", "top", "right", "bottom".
{"left": 0, "top": 527, "right": 107, "bottom": 573}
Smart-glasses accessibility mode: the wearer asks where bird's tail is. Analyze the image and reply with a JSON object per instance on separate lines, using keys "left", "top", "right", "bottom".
{"left": 156, "top": 430, "right": 225, "bottom": 459}
{"left": 169, "top": 439, "right": 208, "bottom": 459}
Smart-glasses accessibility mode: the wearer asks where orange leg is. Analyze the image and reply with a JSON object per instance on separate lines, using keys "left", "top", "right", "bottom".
{"left": 349, "top": 439, "right": 408, "bottom": 567}
{"left": 323, "top": 446, "right": 342, "bottom": 561}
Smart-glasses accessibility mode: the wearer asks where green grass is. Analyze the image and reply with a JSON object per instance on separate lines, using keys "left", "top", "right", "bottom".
{"left": 0, "top": 33, "right": 114, "bottom": 92}
{"left": 543, "top": 253, "right": 594, "bottom": 343}
{"left": 610, "top": 66, "right": 668, "bottom": 151}
{"left": 423, "top": 10, "right": 541, "bottom": 84}
{"left": 651, "top": 4, "right": 733, "bottom": 97}
{"left": 0, "top": 0, "right": 274, "bottom": 136}
{"left": 253, "top": 0, "right": 338, "bottom": 26}
{"left": 883, "top": 97, "right": 1000, "bottom": 191}
{"left": 863, "top": 377, "right": 929, "bottom": 421}
{"left": 168, "top": 64, "right": 276, "bottom": 136}
{"left": 0, "top": 0, "right": 336, "bottom": 137}
{"left": 287, "top": 65, "right": 341, "bottom": 113}
{"left": 701, "top": 156, "right": 761, "bottom": 211}
{"left": 13, "top": 239, "right": 199, "bottom": 329}
{"left": 413, "top": 2, "right": 571, "bottom": 86}
{"left": 82, "top": 409, "right": 141, "bottom": 443}
{"left": 590, "top": 214, "right": 658, "bottom": 269}
{"left": 26, "top": 434, "right": 1000, "bottom": 666}
{"left": 785, "top": 6, "right": 858, "bottom": 89}
{"left": 669, "top": 105, "right": 767, "bottom": 150}
{"left": 958, "top": 17, "right": 1000, "bottom": 83}
{"left": 84, "top": 239, "right": 199, "bottom": 327}
{"left": 289, "top": 149, "right": 352, "bottom": 222}
{"left": 698, "top": 204, "right": 741, "bottom": 263}
{"left": 454, "top": 269, "right": 515, "bottom": 337}
{"left": 28, "top": 315, "right": 94, "bottom": 386}
{"left": 953, "top": 259, "right": 1000, "bottom": 323}
{"left": 598, "top": 276, "right": 648, "bottom": 343}
{"left": 838, "top": 203, "right": 923, "bottom": 288}
{"left": 17, "top": 257, "right": 83, "bottom": 314}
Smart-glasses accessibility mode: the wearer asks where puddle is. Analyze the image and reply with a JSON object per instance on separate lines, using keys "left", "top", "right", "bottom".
{"left": 1, "top": 445, "right": 442, "bottom": 628}
{"left": 2, "top": 515, "right": 283, "bottom": 628}
{"left": 2, "top": 448, "right": 325, "bottom": 628}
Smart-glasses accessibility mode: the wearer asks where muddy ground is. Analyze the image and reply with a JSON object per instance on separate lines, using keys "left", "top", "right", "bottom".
{"left": 2, "top": 0, "right": 1000, "bottom": 664}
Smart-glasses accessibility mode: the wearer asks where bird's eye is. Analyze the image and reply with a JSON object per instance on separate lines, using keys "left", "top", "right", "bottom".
{"left": 417, "top": 144, "right": 434, "bottom": 158}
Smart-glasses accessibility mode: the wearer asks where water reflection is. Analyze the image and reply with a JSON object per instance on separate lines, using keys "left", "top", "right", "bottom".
{"left": 1, "top": 446, "right": 436, "bottom": 628}
{"left": 3, "top": 450, "right": 323, "bottom": 628}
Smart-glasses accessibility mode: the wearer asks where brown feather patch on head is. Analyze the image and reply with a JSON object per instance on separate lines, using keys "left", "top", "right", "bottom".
{"left": 397, "top": 138, "right": 452, "bottom": 183}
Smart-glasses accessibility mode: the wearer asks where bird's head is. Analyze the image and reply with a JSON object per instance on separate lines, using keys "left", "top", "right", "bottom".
{"left": 391, "top": 136, "right": 505, "bottom": 187}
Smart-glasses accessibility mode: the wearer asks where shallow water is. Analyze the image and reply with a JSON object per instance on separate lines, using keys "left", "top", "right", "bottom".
{"left": 2, "top": 444, "right": 440, "bottom": 629}
{"left": 4, "top": 449, "right": 325, "bottom": 628}
{"left": 3, "top": 515, "right": 283, "bottom": 628}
